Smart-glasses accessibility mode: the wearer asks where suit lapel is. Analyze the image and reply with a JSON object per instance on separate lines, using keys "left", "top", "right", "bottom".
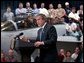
{"left": 36, "top": 23, "right": 49, "bottom": 41}
{"left": 42, "top": 24, "right": 49, "bottom": 40}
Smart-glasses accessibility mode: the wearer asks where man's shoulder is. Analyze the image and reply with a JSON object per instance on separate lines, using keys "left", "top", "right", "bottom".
{"left": 45, "top": 24, "right": 55, "bottom": 30}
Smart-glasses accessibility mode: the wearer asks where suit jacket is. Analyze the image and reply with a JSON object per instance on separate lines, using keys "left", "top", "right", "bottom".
{"left": 36, "top": 23, "right": 58, "bottom": 62}
{"left": 17, "top": 23, "right": 58, "bottom": 62}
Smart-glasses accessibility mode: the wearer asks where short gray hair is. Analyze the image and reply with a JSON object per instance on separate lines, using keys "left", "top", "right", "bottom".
{"left": 36, "top": 14, "right": 47, "bottom": 21}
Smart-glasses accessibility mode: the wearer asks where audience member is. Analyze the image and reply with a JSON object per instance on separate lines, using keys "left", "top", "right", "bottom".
{"left": 64, "top": 2, "right": 71, "bottom": 23}
{"left": 77, "top": 4, "right": 83, "bottom": 31}
{"left": 68, "top": 7, "right": 80, "bottom": 23}
{"left": 71, "top": 47, "right": 80, "bottom": 61}
{"left": 26, "top": 2, "right": 33, "bottom": 16}
{"left": 63, "top": 50, "right": 74, "bottom": 62}
{"left": 32, "top": 3, "right": 40, "bottom": 16}
{"left": 58, "top": 49, "right": 65, "bottom": 62}
{"left": 6, "top": 49, "right": 18, "bottom": 62}
{"left": 39, "top": 3, "right": 49, "bottom": 17}
{"left": 3, "top": 6, "right": 14, "bottom": 21}
{"left": 48, "top": 4, "right": 55, "bottom": 19}
{"left": 76, "top": 42, "right": 83, "bottom": 62}
{"left": 77, "top": 4, "right": 83, "bottom": 16}
{"left": 20, "top": 15, "right": 36, "bottom": 28}
{"left": 15, "top": 2, "right": 26, "bottom": 15}
{"left": 48, "top": 4, "right": 56, "bottom": 24}
{"left": 55, "top": 4, "right": 66, "bottom": 24}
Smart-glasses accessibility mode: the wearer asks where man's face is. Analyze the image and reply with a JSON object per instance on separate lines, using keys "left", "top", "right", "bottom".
{"left": 26, "top": 2, "right": 30, "bottom": 7}
{"left": 66, "top": 52, "right": 71, "bottom": 57}
{"left": 7, "top": 7, "right": 11, "bottom": 12}
{"left": 8, "top": 49, "right": 14, "bottom": 56}
{"left": 80, "top": 5, "right": 83, "bottom": 10}
{"left": 58, "top": 4, "right": 62, "bottom": 9}
{"left": 75, "top": 47, "right": 80, "bottom": 53}
{"left": 72, "top": 9, "right": 76, "bottom": 13}
{"left": 49, "top": 4, "right": 53, "bottom": 9}
{"left": 33, "top": 4, "right": 37, "bottom": 9}
{"left": 19, "top": 3, "right": 23, "bottom": 9}
{"left": 35, "top": 16, "right": 45, "bottom": 27}
{"left": 41, "top": 3, "right": 45, "bottom": 8}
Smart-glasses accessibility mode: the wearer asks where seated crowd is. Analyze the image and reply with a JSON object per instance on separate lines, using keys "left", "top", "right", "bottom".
{"left": 2, "top": 2, "right": 83, "bottom": 41}
{"left": 1, "top": 42, "right": 83, "bottom": 62}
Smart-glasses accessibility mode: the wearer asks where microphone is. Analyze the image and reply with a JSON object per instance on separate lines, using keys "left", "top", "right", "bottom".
{"left": 14, "top": 32, "right": 24, "bottom": 39}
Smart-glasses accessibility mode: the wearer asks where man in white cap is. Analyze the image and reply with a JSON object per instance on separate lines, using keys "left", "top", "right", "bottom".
{"left": 65, "top": 2, "right": 71, "bottom": 15}
{"left": 64, "top": 2, "right": 71, "bottom": 23}
{"left": 65, "top": 2, "right": 69, "bottom": 6}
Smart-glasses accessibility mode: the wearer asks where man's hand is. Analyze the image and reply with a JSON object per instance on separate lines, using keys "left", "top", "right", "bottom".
{"left": 34, "top": 41, "right": 44, "bottom": 47}
{"left": 20, "top": 36, "right": 29, "bottom": 42}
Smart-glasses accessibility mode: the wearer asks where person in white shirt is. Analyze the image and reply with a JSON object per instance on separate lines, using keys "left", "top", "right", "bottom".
{"left": 77, "top": 4, "right": 83, "bottom": 15}
{"left": 39, "top": 3, "right": 49, "bottom": 17}
{"left": 15, "top": 2, "right": 26, "bottom": 15}
{"left": 68, "top": 7, "right": 80, "bottom": 22}
{"left": 71, "top": 47, "right": 80, "bottom": 61}
{"left": 63, "top": 50, "right": 74, "bottom": 62}
{"left": 65, "top": 2, "right": 71, "bottom": 15}
{"left": 3, "top": 7, "right": 14, "bottom": 21}
{"left": 65, "top": 21, "right": 82, "bottom": 40}
{"left": 65, "top": 22, "right": 77, "bottom": 33}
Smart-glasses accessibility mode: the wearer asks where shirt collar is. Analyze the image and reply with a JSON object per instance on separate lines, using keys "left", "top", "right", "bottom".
{"left": 41, "top": 22, "right": 47, "bottom": 29}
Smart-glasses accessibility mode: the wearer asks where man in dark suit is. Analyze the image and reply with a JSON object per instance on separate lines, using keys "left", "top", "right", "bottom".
{"left": 20, "top": 14, "right": 58, "bottom": 62}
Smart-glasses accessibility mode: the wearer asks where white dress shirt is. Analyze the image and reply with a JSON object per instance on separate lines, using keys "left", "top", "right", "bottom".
{"left": 39, "top": 8, "right": 49, "bottom": 17}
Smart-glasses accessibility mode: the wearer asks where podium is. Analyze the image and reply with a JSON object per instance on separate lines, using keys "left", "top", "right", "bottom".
{"left": 11, "top": 39, "right": 35, "bottom": 62}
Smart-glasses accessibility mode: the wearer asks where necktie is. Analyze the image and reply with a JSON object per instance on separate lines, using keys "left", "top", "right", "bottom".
{"left": 38, "top": 28, "right": 43, "bottom": 41}
{"left": 36, "top": 28, "right": 43, "bottom": 58}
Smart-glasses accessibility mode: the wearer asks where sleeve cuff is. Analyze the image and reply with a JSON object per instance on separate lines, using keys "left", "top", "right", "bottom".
{"left": 28, "top": 39, "right": 30, "bottom": 42}
{"left": 42, "top": 41, "right": 45, "bottom": 45}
